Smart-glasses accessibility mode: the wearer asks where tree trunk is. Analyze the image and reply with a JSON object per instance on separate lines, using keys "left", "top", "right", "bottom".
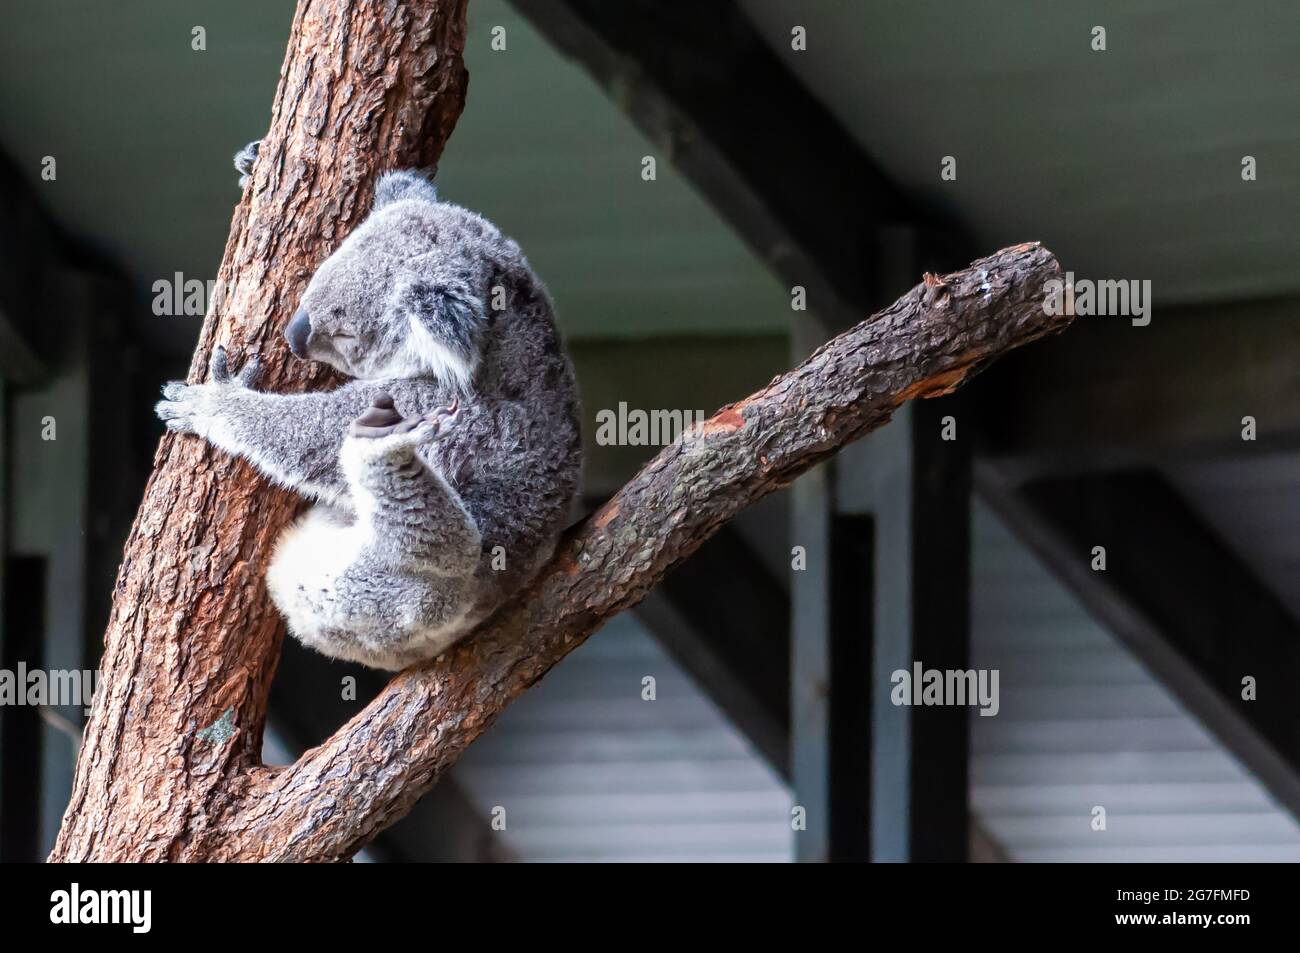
{"left": 50, "top": 0, "right": 1071, "bottom": 863}
{"left": 50, "top": 0, "right": 470, "bottom": 862}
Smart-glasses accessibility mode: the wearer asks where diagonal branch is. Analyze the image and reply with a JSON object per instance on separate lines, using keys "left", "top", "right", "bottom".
{"left": 220, "top": 242, "right": 1069, "bottom": 861}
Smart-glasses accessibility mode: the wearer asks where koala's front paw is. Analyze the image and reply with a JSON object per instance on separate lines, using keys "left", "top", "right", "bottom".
{"left": 155, "top": 345, "right": 260, "bottom": 435}
{"left": 234, "top": 140, "right": 261, "bottom": 189}
{"left": 155, "top": 380, "right": 213, "bottom": 435}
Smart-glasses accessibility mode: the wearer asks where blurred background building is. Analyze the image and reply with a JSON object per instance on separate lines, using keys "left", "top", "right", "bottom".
{"left": 2, "top": 1, "right": 1299, "bottom": 861}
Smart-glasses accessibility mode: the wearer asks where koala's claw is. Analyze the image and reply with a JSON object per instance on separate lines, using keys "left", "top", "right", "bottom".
{"left": 209, "top": 346, "right": 260, "bottom": 389}
{"left": 424, "top": 396, "right": 460, "bottom": 428}
{"left": 238, "top": 356, "right": 262, "bottom": 388}
{"left": 211, "top": 345, "right": 231, "bottom": 383}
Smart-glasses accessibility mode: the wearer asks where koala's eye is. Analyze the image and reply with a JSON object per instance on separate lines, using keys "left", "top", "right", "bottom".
{"left": 332, "top": 331, "right": 357, "bottom": 341}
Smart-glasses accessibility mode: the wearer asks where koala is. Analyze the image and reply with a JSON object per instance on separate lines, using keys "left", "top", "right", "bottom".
{"left": 157, "top": 155, "right": 582, "bottom": 670}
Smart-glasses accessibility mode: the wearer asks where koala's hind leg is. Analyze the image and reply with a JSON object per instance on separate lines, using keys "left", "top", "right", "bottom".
{"left": 340, "top": 395, "right": 481, "bottom": 575}
{"left": 269, "top": 396, "right": 482, "bottom": 669}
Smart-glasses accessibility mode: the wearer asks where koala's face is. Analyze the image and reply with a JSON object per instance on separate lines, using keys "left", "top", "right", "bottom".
{"left": 288, "top": 172, "right": 513, "bottom": 389}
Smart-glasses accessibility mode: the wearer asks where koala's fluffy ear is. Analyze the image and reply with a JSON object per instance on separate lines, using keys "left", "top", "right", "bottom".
{"left": 394, "top": 277, "right": 485, "bottom": 391}
{"left": 373, "top": 170, "right": 439, "bottom": 209}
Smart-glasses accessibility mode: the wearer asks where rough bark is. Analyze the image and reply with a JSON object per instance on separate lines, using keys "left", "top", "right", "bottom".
{"left": 49, "top": 1, "right": 1071, "bottom": 863}
{"left": 50, "top": 0, "right": 470, "bottom": 862}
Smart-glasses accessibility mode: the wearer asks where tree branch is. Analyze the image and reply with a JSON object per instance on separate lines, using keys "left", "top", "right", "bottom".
{"left": 221, "top": 242, "right": 1068, "bottom": 861}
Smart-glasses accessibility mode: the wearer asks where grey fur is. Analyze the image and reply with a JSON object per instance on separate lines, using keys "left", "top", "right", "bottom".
{"left": 374, "top": 169, "right": 439, "bottom": 207}
{"left": 157, "top": 170, "right": 582, "bottom": 669}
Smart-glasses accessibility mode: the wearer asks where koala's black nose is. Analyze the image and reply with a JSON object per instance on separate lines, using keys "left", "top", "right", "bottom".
{"left": 285, "top": 307, "right": 311, "bottom": 358}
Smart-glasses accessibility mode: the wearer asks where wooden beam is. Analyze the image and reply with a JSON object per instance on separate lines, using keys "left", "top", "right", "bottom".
{"left": 514, "top": 0, "right": 962, "bottom": 328}
{"left": 975, "top": 297, "right": 1300, "bottom": 477}
{"left": 976, "top": 465, "right": 1300, "bottom": 820}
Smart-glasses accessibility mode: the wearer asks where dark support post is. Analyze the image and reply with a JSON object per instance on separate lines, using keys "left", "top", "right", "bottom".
{"left": 826, "top": 513, "right": 873, "bottom": 861}
{"left": 797, "top": 395, "right": 972, "bottom": 863}
{"left": 790, "top": 223, "right": 972, "bottom": 862}
{"left": 839, "top": 396, "right": 972, "bottom": 862}
{"left": 789, "top": 500, "right": 877, "bottom": 863}
{"left": 903, "top": 397, "right": 973, "bottom": 861}
{"left": 842, "top": 226, "right": 974, "bottom": 862}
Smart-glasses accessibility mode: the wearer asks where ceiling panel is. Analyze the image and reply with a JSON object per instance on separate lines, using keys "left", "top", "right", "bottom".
{"left": 743, "top": 0, "right": 1300, "bottom": 306}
